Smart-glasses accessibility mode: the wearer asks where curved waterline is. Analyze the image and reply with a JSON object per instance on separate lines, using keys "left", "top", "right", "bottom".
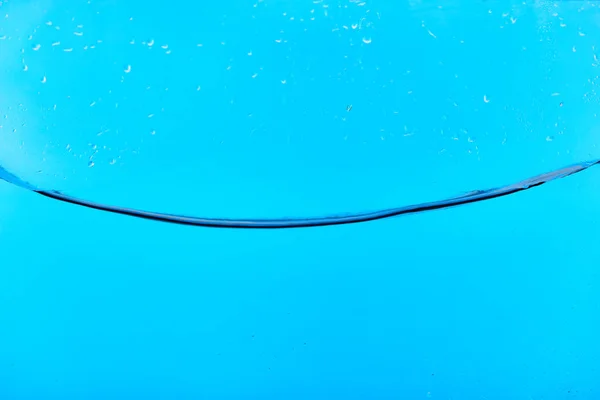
{"left": 1, "top": 160, "right": 599, "bottom": 229}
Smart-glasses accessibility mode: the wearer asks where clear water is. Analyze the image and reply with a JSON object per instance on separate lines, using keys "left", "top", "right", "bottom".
{"left": 1, "top": 0, "right": 600, "bottom": 398}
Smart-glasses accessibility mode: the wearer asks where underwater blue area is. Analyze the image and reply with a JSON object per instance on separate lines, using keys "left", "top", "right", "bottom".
{"left": 1, "top": 0, "right": 600, "bottom": 398}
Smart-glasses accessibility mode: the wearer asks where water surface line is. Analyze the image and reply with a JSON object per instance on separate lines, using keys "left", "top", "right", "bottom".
{"left": 1, "top": 159, "right": 598, "bottom": 229}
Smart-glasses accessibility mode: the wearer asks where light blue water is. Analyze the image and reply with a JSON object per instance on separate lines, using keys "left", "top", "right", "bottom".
{"left": 1, "top": 0, "right": 600, "bottom": 398}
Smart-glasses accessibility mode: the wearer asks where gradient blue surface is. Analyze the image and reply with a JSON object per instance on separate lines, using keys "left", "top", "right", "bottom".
{"left": 1, "top": 0, "right": 600, "bottom": 398}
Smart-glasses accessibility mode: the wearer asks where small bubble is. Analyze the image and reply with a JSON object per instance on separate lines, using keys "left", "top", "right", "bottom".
{"left": 151, "top": 130, "right": 156, "bottom": 135}
{"left": 32, "top": 44, "right": 41, "bottom": 51}
{"left": 546, "top": 136, "right": 554, "bottom": 142}
{"left": 23, "top": 65, "right": 28, "bottom": 71}
{"left": 88, "top": 160, "right": 95, "bottom": 167}
{"left": 483, "top": 95, "right": 490, "bottom": 103}
{"left": 74, "top": 31, "right": 83, "bottom": 36}
{"left": 109, "top": 159, "right": 116, "bottom": 165}
{"left": 362, "top": 37, "right": 372, "bottom": 44}
{"left": 41, "top": 76, "right": 47, "bottom": 83}
{"left": 124, "top": 65, "right": 131, "bottom": 73}
{"left": 52, "top": 41, "right": 60, "bottom": 46}
{"left": 64, "top": 48, "right": 73, "bottom": 52}
{"left": 147, "top": 39, "right": 154, "bottom": 47}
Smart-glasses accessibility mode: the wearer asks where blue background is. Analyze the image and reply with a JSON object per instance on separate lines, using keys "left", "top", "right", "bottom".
{"left": 1, "top": 0, "right": 600, "bottom": 398}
